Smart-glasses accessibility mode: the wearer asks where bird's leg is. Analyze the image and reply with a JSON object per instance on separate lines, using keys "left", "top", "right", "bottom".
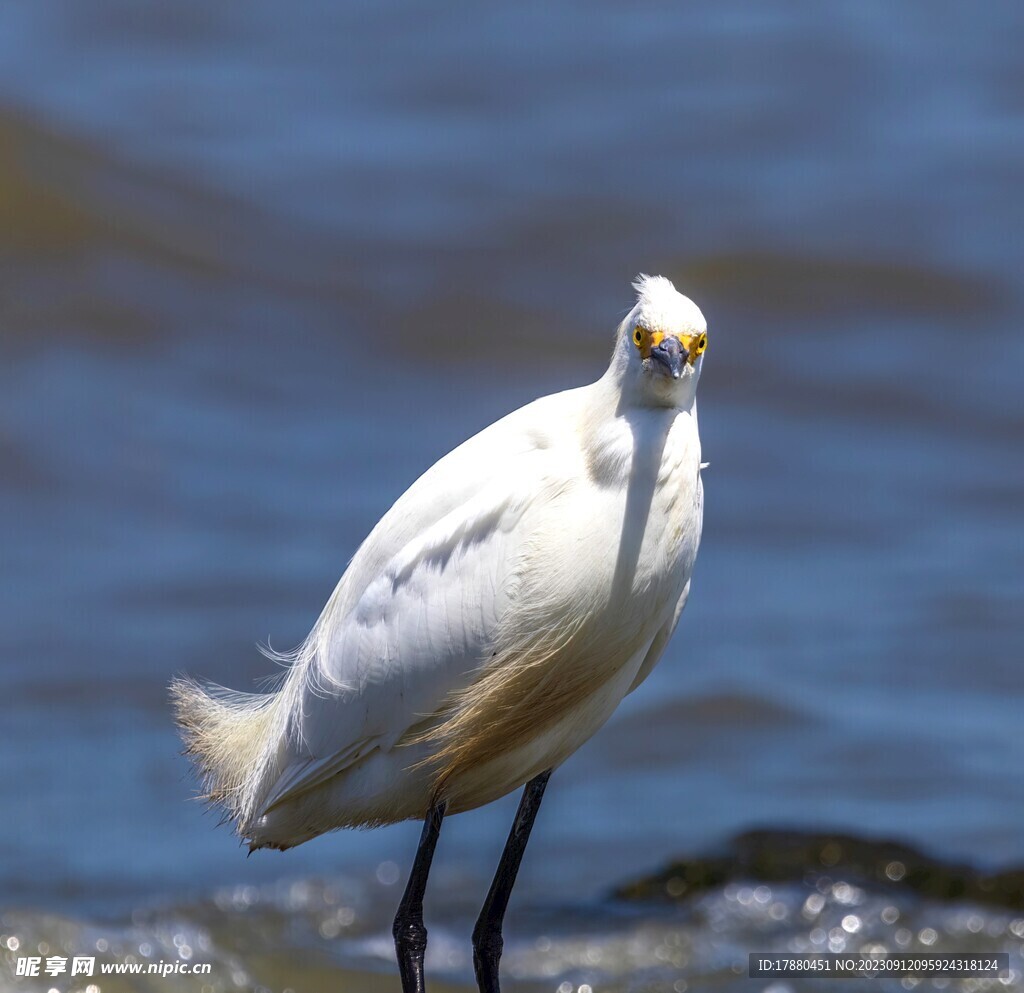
{"left": 472, "top": 770, "right": 552, "bottom": 993}
{"left": 393, "top": 799, "right": 447, "bottom": 993}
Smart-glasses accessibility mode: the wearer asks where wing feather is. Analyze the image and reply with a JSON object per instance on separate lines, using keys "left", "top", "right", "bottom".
{"left": 261, "top": 447, "right": 556, "bottom": 811}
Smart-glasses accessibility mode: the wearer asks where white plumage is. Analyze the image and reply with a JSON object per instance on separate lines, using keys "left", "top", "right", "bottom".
{"left": 172, "top": 274, "right": 709, "bottom": 853}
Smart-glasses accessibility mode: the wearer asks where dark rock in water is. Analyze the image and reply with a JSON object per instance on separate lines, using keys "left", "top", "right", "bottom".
{"left": 614, "top": 829, "right": 1024, "bottom": 910}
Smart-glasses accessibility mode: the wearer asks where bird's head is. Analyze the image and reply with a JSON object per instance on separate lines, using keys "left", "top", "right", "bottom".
{"left": 613, "top": 274, "right": 708, "bottom": 407}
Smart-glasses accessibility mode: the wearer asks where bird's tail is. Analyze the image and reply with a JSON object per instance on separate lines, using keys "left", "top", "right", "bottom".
{"left": 170, "top": 676, "right": 290, "bottom": 834}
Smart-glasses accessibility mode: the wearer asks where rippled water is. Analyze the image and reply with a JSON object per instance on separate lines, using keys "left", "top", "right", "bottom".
{"left": 1, "top": 1, "right": 1022, "bottom": 990}
{"left": 4, "top": 866, "right": 1024, "bottom": 993}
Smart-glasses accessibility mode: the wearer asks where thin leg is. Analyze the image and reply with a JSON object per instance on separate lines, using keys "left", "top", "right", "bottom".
{"left": 393, "top": 800, "right": 447, "bottom": 993}
{"left": 472, "top": 770, "right": 552, "bottom": 993}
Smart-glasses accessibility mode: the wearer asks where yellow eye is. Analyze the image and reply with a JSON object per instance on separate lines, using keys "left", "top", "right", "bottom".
{"left": 632, "top": 327, "right": 644, "bottom": 347}
{"left": 694, "top": 333, "right": 707, "bottom": 354}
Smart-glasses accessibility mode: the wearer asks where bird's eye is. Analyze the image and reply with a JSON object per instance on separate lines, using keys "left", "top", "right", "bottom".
{"left": 633, "top": 327, "right": 644, "bottom": 347}
{"left": 695, "top": 333, "right": 708, "bottom": 354}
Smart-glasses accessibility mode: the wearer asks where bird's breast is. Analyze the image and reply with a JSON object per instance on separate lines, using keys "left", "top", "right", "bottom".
{"left": 555, "top": 407, "right": 702, "bottom": 636}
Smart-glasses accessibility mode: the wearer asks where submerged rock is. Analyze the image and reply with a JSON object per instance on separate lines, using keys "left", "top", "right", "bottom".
{"left": 614, "top": 829, "right": 1024, "bottom": 910}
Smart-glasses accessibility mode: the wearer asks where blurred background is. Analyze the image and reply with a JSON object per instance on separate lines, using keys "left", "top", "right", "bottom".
{"left": 1, "top": 2, "right": 1022, "bottom": 991}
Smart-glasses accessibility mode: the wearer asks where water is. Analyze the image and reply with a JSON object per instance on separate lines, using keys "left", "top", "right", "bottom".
{"left": 1, "top": 1, "right": 1022, "bottom": 989}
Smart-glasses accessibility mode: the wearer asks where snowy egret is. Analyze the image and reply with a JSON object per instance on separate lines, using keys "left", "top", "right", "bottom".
{"left": 172, "top": 274, "right": 709, "bottom": 992}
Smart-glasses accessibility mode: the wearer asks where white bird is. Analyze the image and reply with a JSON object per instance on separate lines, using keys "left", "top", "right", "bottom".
{"left": 172, "top": 274, "right": 709, "bottom": 993}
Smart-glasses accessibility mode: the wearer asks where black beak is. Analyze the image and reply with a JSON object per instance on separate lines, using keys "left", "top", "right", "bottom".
{"left": 650, "top": 337, "right": 685, "bottom": 379}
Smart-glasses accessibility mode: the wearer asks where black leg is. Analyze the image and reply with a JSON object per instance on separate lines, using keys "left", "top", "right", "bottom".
{"left": 472, "top": 770, "right": 552, "bottom": 993}
{"left": 393, "top": 800, "right": 447, "bottom": 993}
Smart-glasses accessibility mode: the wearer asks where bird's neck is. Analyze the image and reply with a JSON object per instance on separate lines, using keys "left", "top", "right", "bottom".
{"left": 578, "top": 364, "right": 698, "bottom": 488}
{"left": 598, "top": 340, "right": 700, "bottom": 414}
